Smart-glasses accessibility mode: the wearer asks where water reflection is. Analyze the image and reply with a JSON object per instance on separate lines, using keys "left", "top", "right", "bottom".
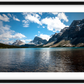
{"left": 11, "top": 49, "right": 25, "bottom": 63}
{"left": 0, "top": 48, "right": 84, "bottom": 72}
{"left": 0, "top": 49, "right": 26, "bottom": 71}
{"left": 69, "top": 50, "right": 84, "bottom": 72}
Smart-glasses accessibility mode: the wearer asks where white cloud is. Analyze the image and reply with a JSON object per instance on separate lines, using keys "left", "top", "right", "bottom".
{"left": 0, "top": 21, "right": 14, "bottom": 39}
{"left": 41, "top": 17, "right": 68, "bottom": 32}
{"left": 57, "top": 12, "right": 68, "bottom": 22}
{"left": 8, "top": 13, "right": 12, "bottom": 17}
{"left": 0, "top": 14, "right": 9, "bottom": 22}
{"left": 0, "top": 21, "right": 26, "bottom": 44}
{"left": 22, "top": 12, "right": 42, "bottom": 27}
{"left": 20, "top": 40, "right": 25, "bottom": 43}
{"left": 39, "top": 34, "right": 50, "bottom": 41}
{"left": 51, "top": 12, "right": 58, "bottom": 15}
{"left": 3, "top": 25, "right": 10, "bottom": 30}
{"left": 22, "top": 20, "right": 28, "bottom": 23}
{"left": 25, "top": 14, "right": 41, "bottom": 25}
{"left": 21, "top": 39, "right": 32, "bottom": 43}
{"left": 13, "top": 33, "right": 26, "bottom": 39}
{"left": 0, "top": 32, "right": 13, "bottom": 39}
{"left": 13, "top": 16, "right": 20, "bottom": 21}
{"left": 38, "top": 12, "right": 42, "bottom": 15}
{"left": 22, "top": 20, "right": 29, "bottom": 27}
{"left": 50, "top": 12, "right": 68, "bottom": 22}
{"left": 23, "top": 24, "right": 29, "bottom": 27}
{"left": 5, "top": 40, "right": 14, "bottom": 44}
{"left": 35, "top": 35, "right": 37, "bottom": 36}
{"left": 22, "top": 12, "right": 68, "bottom": 32}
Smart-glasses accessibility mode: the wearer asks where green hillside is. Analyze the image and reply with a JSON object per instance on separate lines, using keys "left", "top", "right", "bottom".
{"left": 0, "top": 43, "right": 21, "bottom": 48}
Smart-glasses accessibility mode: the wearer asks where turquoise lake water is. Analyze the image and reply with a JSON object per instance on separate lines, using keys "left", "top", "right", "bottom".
{"left": 0, "top": 47, "right": 84, "bottom": 72}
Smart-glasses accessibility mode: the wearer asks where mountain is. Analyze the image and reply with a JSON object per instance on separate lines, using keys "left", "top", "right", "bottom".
{"left": 12, "top": 40, "right": 25, "bottom": 46}
{"left": 12, "top": 37, "right": 47, "bottom": 48}
{"left": 19, "top": 36, "right": 47, "bottom": 48}
{"left": 56, "top": 19, "right": 84, "bottom": 45}
{"left": 47, "top": 27, "right": 68, "bottom": 44}
{"left": 2, "top": 18, "right": 84, "bottom": 48}
{"left": 54, "top": 20, "right": 82, "bottom": 44}
{"left": 45, "top": 19, "right": 84, "bottom": 47}
{"left": 29, "top": 36, "right": 47, "bottom": 45}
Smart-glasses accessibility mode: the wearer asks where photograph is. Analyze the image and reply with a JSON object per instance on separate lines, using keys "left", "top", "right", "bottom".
{"left": 0, "top": 2, "right": 84, "bottom": 81}
{"left": 0, "top": 11, "right": 84, "bottom": 72}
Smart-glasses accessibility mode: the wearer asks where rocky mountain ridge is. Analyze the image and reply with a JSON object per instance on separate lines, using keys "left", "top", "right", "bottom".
{"left": 12, "top": 40, "right": 25, "bottom": 46}
{"left": 45, "top": 19, "right": 84, "bottom": 47}
{"left": 2, "top": 19, "right": 84, "bottom": 48}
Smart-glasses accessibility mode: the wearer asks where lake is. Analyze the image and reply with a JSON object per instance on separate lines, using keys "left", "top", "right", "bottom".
{"left": 0, "top": 47, "right": 84, "bottom": 72}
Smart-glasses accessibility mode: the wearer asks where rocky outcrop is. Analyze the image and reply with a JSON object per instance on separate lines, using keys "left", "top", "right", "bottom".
{"left": 12, "top": 40, "right": 25, "bottom": 46}
{"left": 46, "top": 19, "right": 84, "bottom": 47}
{"left": 47, "top": 27, "right": 68, "bottom": 44}
{"left": 43, "top": 41, "right": 55, "bottom": 47}
{"left": 51, "top": 40, "right": 74, "bottom": 47}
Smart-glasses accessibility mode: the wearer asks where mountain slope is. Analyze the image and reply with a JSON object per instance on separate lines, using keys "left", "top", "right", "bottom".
{"left": 12, "top": 40, "right": 25, "bottom": 46}
{"left": 51, "top": 40, "right": 74, "bottom": 47}
{"left": 43, "top": 41, "right": 55, "bottom": 47}
{"left": 46, "top": 19, "right": 84, "bottom": 47}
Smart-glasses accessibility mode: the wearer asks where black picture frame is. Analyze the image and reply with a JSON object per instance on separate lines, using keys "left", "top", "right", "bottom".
{"left": 0, "top": 1, "right": 84, "bottom": 83}
{"left": 0, "top": 80, "right": 84, "bottom": 83}
{"left": 0, "top": 2, "right": 84, "bottom": 5}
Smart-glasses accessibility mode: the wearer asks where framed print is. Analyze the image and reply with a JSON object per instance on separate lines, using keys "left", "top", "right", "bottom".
{"left": 0, "top": 1, "right": 84, "bottom": 83}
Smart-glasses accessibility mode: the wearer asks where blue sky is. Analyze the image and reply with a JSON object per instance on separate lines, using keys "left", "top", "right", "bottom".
{"left": 0, "top": 12, "right": 84, "bottom": 44}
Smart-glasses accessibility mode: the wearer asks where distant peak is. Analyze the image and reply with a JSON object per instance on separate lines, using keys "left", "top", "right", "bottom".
{"left": 12, "top": 39, "right": 24, "bottom": 46}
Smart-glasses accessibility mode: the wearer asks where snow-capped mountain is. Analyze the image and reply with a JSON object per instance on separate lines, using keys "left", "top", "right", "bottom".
{"left": 12, "top": 40, "right": 25, "bottom": 46}
{"left": 29, "top": 36, "right": 47, "bottom": 45}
